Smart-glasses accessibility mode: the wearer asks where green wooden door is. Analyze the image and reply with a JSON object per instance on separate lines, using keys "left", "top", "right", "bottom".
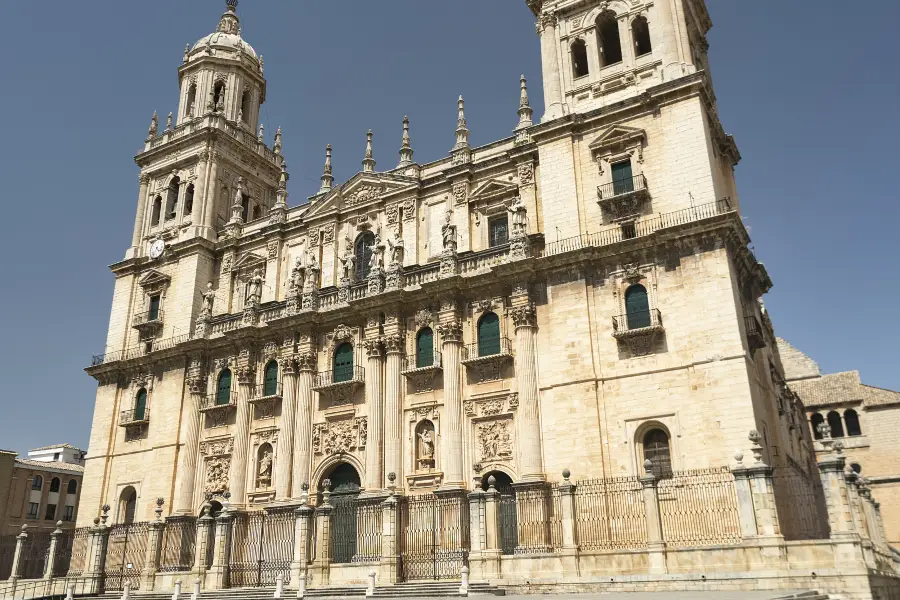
{"left": 416, "top": 328, "right": 434, "bottom": 368}
{"left": 263, "top": 361, "right": 279, "bottom": 396}
{"left": 612, "top": 161, "right": 634, "bottom": 195}
{"left": 625, "top": 285, "right": 651, "bottom": 329}
{"left": 216, "top": 370, "right": 232, "bottom": 405}
{"left": 478, "top": 312, "right": 501, "bottom": 357}
{"left": 134, "top": 389, "right": 147, "bottom": 421}
{"left": 333, "top": 343, "right": 354, "bottom": 383}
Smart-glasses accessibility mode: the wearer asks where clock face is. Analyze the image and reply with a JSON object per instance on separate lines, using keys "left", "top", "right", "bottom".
{"left": 149, "top": 239, "right": 166, "bottom": 259}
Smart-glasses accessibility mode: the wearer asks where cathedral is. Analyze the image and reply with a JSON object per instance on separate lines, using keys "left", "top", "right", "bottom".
{"left": 57, "top": 0, "right": 898, "bottom": 597}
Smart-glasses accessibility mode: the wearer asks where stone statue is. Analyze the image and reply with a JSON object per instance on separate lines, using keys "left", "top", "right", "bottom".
{"left": 387, "top": 230, "right": 404, "bottom": 265}
{"left": 441, "top": 209, "right": 457, "bottom": 252}
{"left": 417, "top": 426, "right": 435, "bottom": 469}
{"left": 257, "top": 448, "right": 273, "bottom": 488}
{"left": 507, "top": 195, "right": 527, "bottom": 236}
{"left": 305, "top": 248, "right": 320, "bottom": 290}
{"left": 339, "top": 238, "right": 356, "bottom": 281}
{"left": 289, "top": 256, "right": 305, "bottom": 295}
{"left": 368, "top": 232, "right": 385, "bottom": 271}
{"left": 246, "top": 269, "right": 263, "bottom": 306}
{"left": 200, "top": 282, "right": 216, "bottom": 316}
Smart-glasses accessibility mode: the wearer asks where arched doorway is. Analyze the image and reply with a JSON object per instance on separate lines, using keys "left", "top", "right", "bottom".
{"left": 324, "top": 462, "right": 362, "bottom": 563}
{"left": 483, "top": 471, "right": 517, "bottom": 554}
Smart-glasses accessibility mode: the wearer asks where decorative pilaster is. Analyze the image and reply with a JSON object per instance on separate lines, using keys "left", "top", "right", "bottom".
{"left": 292, "top": 350, "right": 317, "bottom": 495}
{"left": 84, "top": 507, "right": 110, "bottom": 588}
{"left": 208, "top": 510, "right": 234, "bottom": 590}
{"left": 290, "top": 499, "right": 314, "bottom": 588}
{"left": 558, "top": 470, "right": 577, "bottom": 552}
{"left": 312, "top": 482, "right": 334, "bottom": 585}
{"left": 744, "top": 432, "right": 782, "bottom": 539}
{"left": 383, "top": 333, "right": 404, "bottom": 486}
{"left": 509, "top": 291, "right": 544, "bottom": 482}
{"left": 437, "top": 305, "right": 464, "bottom": 490}
{"left": 201, "top": 153, "right": 219, "bottom": 235}
{"left": 378, "top": 493, "right": 401, "bottom": 585}
{"left": 731, "top": 454, "right": 759, "bottom": 539}
{"left": 141, "top": 500, "right": 166, "bottom": 591}
{"left": 193, "top": 506, "right": 215, "bottom": 579}
{"left": 639, "top": 462, "right": 667, "bottom": 574}
{"left": 276, "top": 353, "right": 298, "bottom": 500}
{"left": 817, "top": 439, "right": 854, "bottom": 538}
{"left": 230, "top": 359, "right": 255, "bottom": 506}
{"left": 364, "top": 333, "right": 385, "bottom": 492}
{"left": 536, "top": 10, "right": 564, "bottom": 121}
{"left": 129, "top": 173, "right": 152, "bottom": 257}
{"left": 174, "top": 356, "right": 206, "bottom": 513}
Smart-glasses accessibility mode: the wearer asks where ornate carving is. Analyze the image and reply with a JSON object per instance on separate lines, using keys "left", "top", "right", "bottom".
{"left": 256, "top": 445, "right": 273, "bottom": 489}
{"left": 507, "top": 393, "right": 519, "bottom": 410}
{"left": 402, "top": 199, "right": 416, "bottom": 221}
{"left": 363, "top": 338, "right": 384, "bottom": 358}
{"left": 383, "top": 334, "right": 403, "bottom": 355}
{"left": 356, "top": 417, "right": 368, "bottom": 449}
{"left": 267, "top": 241, "right": 279, "bottom": 259}
{"left": 414, "top": 308, "right": 433, "bottom": 328}
{"left": 517, "top": 163, "right": 534, "bottom": 185}
{"left": 509, "top": 304, "right": 536, "bottom": 329}
{"left": 322, "top": 224, "right": 335, "bottom": 245}
{"left": 386, "top": 203, "right": 399, "bottom": 225}
{"left": 472, "top": 299, "right": 494, "bottom": 314}
{"left": 464, "top": 401, "right": 476, "bottom": 416}
{"left": 482, "top": 400, "right": 503, "bottom": 416}
{"left": 296, "top": 352, "right": 317, "bottom": 372}
{"left": 333, "top": 324, "right": 354, "bottom": 345}
{"left": 309, "top": 228, "right": 319, "bottom": 247}
{"left": 437, "top": 320, "right": 463, "bottom": 343}
{"left": 441, "top": 209, "right": 457, "bottom": 252}
{"left": 477, "top": 420, "right": 513, "bottom": 462}
{"left": 221, "top": 255, "right": 233, "bottom": 274}
{"left": 204, "top": 457, "right": 230, "bottom": 495}
{"left": 416, "top": 421, "right": 436, "bottom": 470}
{"left": 345, "top": 184, "right": 385, "bottom": 206}
{"left": 452, "top": 182, "right": 468, "bottom": 205}
{"left": 313, "top": 418, "right": 366, "bottom": 456}
{"left": 200, "top": 438, "right": 234, "bottom": 457}
{"left": 622, "top": 263, "right": 642, "bottom": 281}
{"left": 263, "top": 341, "right": 279, "bottom": 360}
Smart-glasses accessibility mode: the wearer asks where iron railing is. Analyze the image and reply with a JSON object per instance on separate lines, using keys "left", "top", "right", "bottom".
{"left": 597, "top": 173, "right": 648, "bottom": 200}
{"left": 250, "top": 382, "right": 283, "bottom": 400}
{"left": 612, "top": 309, "right": 663, "bottom": 334}
{"left": 91, "top": 332, "right": 194, "bottom": 367}
{"left": 313, "top": 365, "right": 365, "bottom": 389}
{"left": 200, "top": 391, "right": 237, "bottom": 412}
{"left": 658, "top": 467, "right": 742, "bottom": 548}
{"left": 461, "top": 337, "right": 513, "bottom": 361}
{"left": 103, "top": 521, "right": 151, "bottom": 591}
{"left": 53, "top": 527, "right": 91, "bottom": 578}
{"left": 573, "top": 476, "right": 647, "bottom": 550}
{"left": 132, "top": 309, "right": 164, "bottom": 327}
{"left": 158, "top": 517, "right": 197, "bottom": 573}
{"left": 119, "top": 408, "right": 149, "bottom": 426}
{"left": 545, "top": 199, "right": 733, "bottom": 257}
{"left": 745, "top": 314, "right": 766, "bottom": 351}
{"left": 772, "top": 460, "right": 830, "bottom": 541}
{"left": 400, "top": 352, "right": 442, "bottom": 372}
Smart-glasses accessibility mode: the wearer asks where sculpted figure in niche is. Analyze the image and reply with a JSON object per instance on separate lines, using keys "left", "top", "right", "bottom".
{"left": 387, "top": 230, "right": 404, "bottom": 265}
{"left": 441, "top": 209, "right": 457, "bottom": 252}
{"left": 416, "top": 420, "right": 436, "bottom": 470}
{"left": 289, "top": 256, "right": 305, "bottom": 295}
{"left": 245, "top": 269, "right": 263, "bottom": 306}
{"left": 339, "top": 235, "right": 356, "bottom": 281}
{"left": 200, "top": 282, "right": 216, "bottom": 316}
{"left": 305, "top": 248, "right": 320, "bottom": 289}
{"left": 256, "top": 444, "right": 273, "bottom": 489}
{"left": 368, "top": 232, "right": 385, "bottom": 271}
{"left": 507, "top": 196, "right": 527, "bottom": 235}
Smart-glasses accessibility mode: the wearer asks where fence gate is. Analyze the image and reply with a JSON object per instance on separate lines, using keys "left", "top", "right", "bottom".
{"left": 103, "top": 522, "right": 150, "bottom": 591}
{"left": 497, "top": 488, "right": 518, "bottom": 555}
{"left": 54, "top": 527, "right": 91, "bottom": 578}
{"left": 330, "top": 493, "right": 359, "bottom": 564}
{"left": 229, "top": 509, "right": 294, "bottom": 588}
{"left": 400, "top": 493, "right": 469, "bottom": 581}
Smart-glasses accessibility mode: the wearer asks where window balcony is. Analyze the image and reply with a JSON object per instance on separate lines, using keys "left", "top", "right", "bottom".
{"left": 612, "top": 309, "right": 664, "bottom": 356}
{"left": 119, "top": 408, "right": 150, "bottom": 427}
{"left": 401, "top": 352, "right": 443, "bottom": 393}
{"left": 199, "top": 391, "right": 237, "bottom": 413}
{"left": 461, "top": 338, "right": 513, "bottom": 383}
{"left": 313, "top": 365, "right": 365, "bottom": 405}
{"left": 132, "top": 309, "right": 164, "bottom": 335}
{"left": 597, "top": 174, "right": 650, "bottom": 222}
{"left": 745, "top": 315, "right": 766, "bottom": 354}
{"left": 249, "top": 382, "right": 283, "bottom": 420}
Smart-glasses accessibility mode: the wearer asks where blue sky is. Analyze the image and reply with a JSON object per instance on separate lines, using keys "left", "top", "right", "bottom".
{"left": 0, "top": 1, "right": 896, "bottom": 455}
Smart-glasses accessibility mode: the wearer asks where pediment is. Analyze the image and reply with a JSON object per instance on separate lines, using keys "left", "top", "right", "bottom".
{"left": 231, "top": 251, "right": 267, "bottom": 272}
{"left": 588, "top": 125, "right": 646, "bottom": 153}
{"left": 302, "top": 173, "right": 418, "bottom": 221}
{"left": 469, "top": 179, "right": 519, "bottom": 203}
{"left": 138, "top": 269, "right": 171, "bottom": 288}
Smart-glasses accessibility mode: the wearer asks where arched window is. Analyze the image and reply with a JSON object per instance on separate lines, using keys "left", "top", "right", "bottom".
{"left": 355, "top": 232, "right": 375, "bottom": 281}
{"left": 477, "top": 312, "right": 501, "bottom": 357}
{"left": 240, "top": 90, "right": 251, "bottom": 124}
{"left": 151, "top": 196, "right": 162, "bottom": 226}
{"left": 827, "top": 410, "right": 845, "bottom": 438}
{"left": 643, "top": 428, "right": 672, "bottom": 479}
{"left": 120, "top": 487, "right": 137, "bottom": 524}
{"left": 571, "top": 39, "right": 589, "bottom": 78}
{"left": 184, "top": 184, "right": 195, "bottom": 216}
{"left": 32, "top": 475, "right": 43, "bottom": 490}
{"left": 67, "top": 480, "right": 78, "bottom": 495}
{"left": 241, "top": 194, "right": 250, "bottom": 222}
{"left": 810, "top": 413, "right": 825, "bottom": 439}
{"left": 625, "top": 284, "right": 651, "bottom": 329}
{"left": 416, "top": 328, "right": 434, "bottom": 368}
{"left": 213, "top": 81, "right": 225, "bottom": 110}
{"left": 597, "top": 11, "right": 623, "bottom": 67}
{"left": 165, "top": 177, "right": 180, "bottom": 220}
{"left": 134, "top": 388, "right": 148, "bottom": 421}
{"left": 844, "top": 409, "right": 862, "bottom": 437}
{"left": 632, "top": 16, "right": 652, "bottom": 56}
{"left": 186, "top": 83, "right": 197, "bottom": 117}
{"left": 333, "top": 343, "right": 354, "bottom": 383}
{"left": 263, "top": 360, "right": 279, "bottom": 396}
{"left": 50, "top": 478, "right": 61, "bottom": 493}
{"left": 216, "top": 369, "right": 232, "bottom": 406}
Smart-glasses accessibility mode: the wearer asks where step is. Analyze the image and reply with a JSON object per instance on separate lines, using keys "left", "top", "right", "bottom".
{"left": 371, "top": 581, "right": 504, "bottom": 597}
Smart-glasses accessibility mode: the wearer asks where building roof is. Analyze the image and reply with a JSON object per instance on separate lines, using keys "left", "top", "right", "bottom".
{"left": 15, "top": 458, "right": 84, "bottom": 474}
{"left": 789, "top": 370, "right": 900, "bottom": 410}
{"left": 29, "top": 444, "right": 83, "bottom": 452}
{"left": 776, "top": 337, "right": 821, "bottom": 381}
{"left": 862, "top": 384, "right": 900, "bottom": 408}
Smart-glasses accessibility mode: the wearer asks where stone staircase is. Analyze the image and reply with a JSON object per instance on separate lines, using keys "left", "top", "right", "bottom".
{"left": 370, "top": 581, "right": 505, "bottom": 597}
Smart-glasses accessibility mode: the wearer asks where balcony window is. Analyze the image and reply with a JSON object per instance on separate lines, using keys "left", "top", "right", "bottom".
{"left": 488, "top": 216, "right": 509, "bottom": 248}
{"left": 477, "top": 312, "right": 501, "bottom": 357}
{"left": 625, "top": 284, "right": 651, "bottom": 329}
{"left": 356, "top": 232, "right": 375, "bottom": 280}
{"left": 416, "top": 328, "right": 434, "bottom": 368}
{"left": 148, "top": 296, "right": 160, "bottom": 322}
{"left": 216, "top": 369, "right": 232, "bottom": 406}
{"left": 333, "top": 343, "right": 354, "bottom": 384}
{"left": 611, "top": 160, "right": 634, "bottom": 195}
{"left": 263, "top": 360, "right": 279, "bottom": 397}
{"left": 134, "top": 388, "right": 148, "bottom": 421}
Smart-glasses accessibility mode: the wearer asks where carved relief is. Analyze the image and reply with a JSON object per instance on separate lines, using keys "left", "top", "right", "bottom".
{"left": 482, "top": 400, "right": 503, "bottom": 416}
{"left": 416, "top": 420, "right": 436, "bottom": 470}
{"left": 386, "top": 203, "right": 399, "bottom": 225}
{"left": 256, "top": 443, "right": 273, "bottom": 489}
{"left": 477, "top": 420, "right": 513, "bottom": 462}
{"left": 517, "top": 163, "right": 534, "bottom": 185}
{"left": 205, "top": 457, "right": 230, "bottom": 495}
{"left": 313, "top": 418, "right": 366, "bottom": 456}
{"left": 267, "top": 241, "right": 279, "bottom": 259}
{"left": 452, "top": 182, "right": 468, "bottom": 205}
{"left": 414, "top": 308, "right": 433, "bottom": 328}
{"left": 200, "top": 438, "right": 234, "bottom": 456}
{"left": 402, "top": 199, "right": 416, "bottom": 221}
{"left": 345, "top": 184, "right": 385, "bottom": 206}
{"left": 322, "top": 224, "right": 335, "bottom": 245}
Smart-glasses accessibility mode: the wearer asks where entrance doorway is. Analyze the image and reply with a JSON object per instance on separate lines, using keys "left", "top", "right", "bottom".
{"left": 483, "top": 471, "right": 517, "bottom": 555}
{"left": 325, "top": 463, "right": 362, "bottom": 563}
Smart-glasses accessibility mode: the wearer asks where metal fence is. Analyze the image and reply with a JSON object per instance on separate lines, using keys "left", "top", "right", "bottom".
{"left": 772, "top": 461, "right": 830, "bottom": 540}
{"left": 103, "top": 521, "right": 150, "bottom": 591}
{"left": 53, "top": 527, "right": 91, "bottom": 578}
{"left": 400, "top": 493, "right": 469, "bottom": 581}
{"left": 229, "top": 509, "right": 294, "bottom": 588}
{"left": 159, "top": 517, "right": 197, "bottom": 572}
{"left": 19, "top": 531, "right": 52, "bottom": 580}
{"left": 0, "top": 534, "right": 17, "bottom": 580}
{"left": 659, "top": 467, "right": 742, "bottom": 547}
{"left": 353, "top": 498, "right": 383, "bottom": 564}
{"left": 574, "top": 476, "right": 647, "bottom": 550}
{"left": 512, "top": 485, "right": 560, "bottom": 554}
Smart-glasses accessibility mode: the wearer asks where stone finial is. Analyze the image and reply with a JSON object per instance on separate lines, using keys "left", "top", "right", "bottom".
{"left": 93, "top": 517, "right": 100, "bottom": 526}
{"left": 397, "top": 116, "right": 414, "bottom": 168}
{"left": 562, "top": 468, "right": 571, "bottom": 482}
{"left": 362, "top": 130, "right": 376, "bottom": 173}
{"left": 322, "top": 478, "right": 332, "bottom": 505}
{"left": 388, "top": 472, "right": 397, "bottom": 484}
{"left": 258, "top": 124, "right": 265, "bottom": 143}
{"left": 273, "top": 126, "right": 283, "bottom": 156}
{"left": 734, "top": 451, "right": 744, "bottom": 466}
{"left": 101, "top": 504, "right": 110, "bottom": 525}
{"left": 816, "top": 421, "right": 831, "bottom": 442}
{"left": 230, "top": 177, "right": 245, "bottom": 223}
{"left": 487, "top": 475, "right": 497, "bottom": 490}
{"left": 643, "top": 459, "right": 655, "bottom": 476}
{"left": 515, "top": 75, "right": 534, "bottom": 132}
{"left": 20, "top": 523, "right": 28, "bottom": 533}
{"left": 184, "top": 43, "right": 191, "bottom": 63}
{"left": 453, "top": 96, "right": 470, "bottom": 152}
{"left": 54, "top": 521, "right": 64, "bottom": 534}
{"left": 148, "top": 111, "right": 159, "bottom": 137}
{"left": 155, "top": 497, "right": 165, "bottom": 521}
{"left": 319, "top": 145, "right": 334, "bottom": 194}
{"left": 748, "top": 430, "right": 764, "bottom": 464}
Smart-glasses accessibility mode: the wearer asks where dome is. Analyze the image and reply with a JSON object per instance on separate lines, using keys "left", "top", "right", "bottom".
{"left": 189, "top": 1, "right": 258, "bottom": 64}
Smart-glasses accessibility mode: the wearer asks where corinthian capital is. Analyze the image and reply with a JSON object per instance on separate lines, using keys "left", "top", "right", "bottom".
{"left": 383, "top": 333, "right": 404, "bottom": 355}
{"left": 236, "top": 365, "right": 255, "bottom": 384}
{"left": 437, "top": 320, "right": 463, "bottom": 343}
{"left": 363, "top": 339, "right": 384, "bottom": 359}
{"left": 295, "top": 352, "right": 317, "bottom": 372}
{"left": 279, "top": 355, "right": 297, "bottom": 375}
{"left": 536, "top": 10, "right": 557, "bottom": 33}
{"left": 509, "top": 304, "right": 536, "bottom": 329}
{"left": 139, "top": 173, "right": 152, "bottom": 185}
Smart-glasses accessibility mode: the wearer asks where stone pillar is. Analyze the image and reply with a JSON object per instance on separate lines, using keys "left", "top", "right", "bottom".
{"left": 844, "top": 470, "right": 868, "bottom": 541}
{"left": 558, "top": 470, "right": 578, "bottom": 552}
{"left": 818, "top": 451, "right": 855, "bottom": 538}
{"left": 536, "top": 10, "right": 564, "bottom": 121}
{"left": 654, "top": 0, "right": 689, "bottom": 79}
{"left": 128, "top": 173, "right": 152, "bottom": 257}
{"left": 292, "top": 351, "right": 317, "bottom": 496}
{"left": 208, "top": 512, "right": 233, "bottom": 590}
{"left": 437, "top": 306, "right": 464, "bottom": 489}
{"left": 743, "top": 433, "right": 782, "bottom": 539}
{"left": 10, "top": 525, "right": 28, "bottom": 582}
{"left": 382, "top": 333, "right": 404, "bottom": 487}
{"left": 276, "top": 355, "right": 299, "bottom": 500}
{"left": 230, "top": 362, "right": 255, "bottom": 506}
{"left": 192, "top": 151, "right": 210, "bottom": 225}
{"left": 85, "top": 510, "right": 110, "bottom": 596}
{"left": 509, "top": 294, "right": 544, "bottom": 483}
{"left": 364, "top": 330, "right": 385, "bottom": 493}
{"left": 201, "top": 153, "right": 219, "bottom": 235}
{"left": 43, "top": 522, "right": 63, "bottom": 580}
{"left": 290, "top": 502, "right": 314, "bottom": 588}
{"left": 377, "top": 495, "right": 400, "bottom": 585}
{"left": 174, "top": 357, "right": 206, "bottom": 514}
{"left": 312, "top": 484, "right": 333, "bottom": 585}
{"left": 141, "top": 504, "right": 166, "bottom": 591}
{"left": 639, "top": 462, "right": 667, "bottom": 574}
{"left": 731, "top": 458, "right": 759, "bottom": 539}
{"left": 192, "top": 511, "right": 215, "bottom": 579}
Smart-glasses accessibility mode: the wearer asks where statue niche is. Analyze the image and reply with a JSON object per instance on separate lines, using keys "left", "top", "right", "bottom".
{"left": 256, "top": 443, "right": 273, "bottom": 489}
{"left": 416, "top": 420, "right": 436, "bottom": 470}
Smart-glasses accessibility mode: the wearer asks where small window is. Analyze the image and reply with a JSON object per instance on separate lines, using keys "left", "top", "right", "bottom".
{"left": 134, "top": 388, "right": 148, "bottom": 421}
{"left": 632, "top": 16, "right": 652, "bottom": 56}
{"left": 186, "top": 84, "right": 197, "bottom": 117}
{"left": 45, "top": 504, "right": 56, "bottom": 521}
{"left": 241, "top": 194, "right": 250, "bottom": 222}
{"left": 416, "top": 328, "right": 434, "bottom": 368}
{"left": 625, "top": 284, "right": 651, "bottom": 329}
{"left": 63, "top": 506, "right": 75, "bottom": 522}
{"left": 571, "top": 39, "right": 589, "bottom": 78}
{"left": 263, "top": 360, "right": 279, "bottom": 396}
{"left": 355, "top": 232, "right": 375, "bottom": 281}
{"left": 148, "top": 295, "right": 161, "bottom": 322}
{"left": 850, "top": 463, "right": 862, "bottom": 474}
{"left": 184, "top": 184, "right": 195, "bottom": 216}
{"left": 844, "top": 409, "right": 862, "bottom": 437}
{"left": 67, "top": 480, "right": 78, "bottom": 495}
{"left": 827, "top": 410, "right": 845, "bottom": 438}
{"left": 643, "top": 428, "right": 672, "bottom": 479}
{"left": 27, "top": 503, "right": 39, "bottom": 519}
{"left": 597, "top": 11, "right": 623, "bottom": 67}
{"left": 120, "top": 487, "right": 137, "bottom": 524}
{"left": 213, "top": 81, "right": 225, "bottom": 110}
{"left": 32, "top": 475, "right": 43, "bottom": 491}
{"left": 50, "top": 478, "right": 60, "bottom": 493}
{"left": 240, "top": 90, "right": 252, "bottom": 124}
{"left": 216, "top": 369, "right": 232, "bottom": 406}
{"left": 151, "top": 196, "right": 162, "bottom": 226}
{"left": 333, "top": 343, "right": 354, "bottom": 383}
{"left": 810, "top": 413, "right": 824, "bottom": 439}
{"left": 611, "top": 160, "right": 634, "bottom": 195}
{"left": 488, "top": 216, "right": 509, "bottom": 248}
{"left": 477, "top": 312, "right": 501, "bottom": 357}
{"left": 53, "top": 453, "right": 60, "bottom": 461}
{"left": 165, "top": 177, "right": 180, "bottom": 220}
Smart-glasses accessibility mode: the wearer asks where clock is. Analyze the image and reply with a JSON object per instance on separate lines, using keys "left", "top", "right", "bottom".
{"left": 149, "top": 239, "right": 166, "bottom": 260}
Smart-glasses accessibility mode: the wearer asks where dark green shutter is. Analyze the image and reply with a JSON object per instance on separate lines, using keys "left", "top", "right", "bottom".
{"left": 478, "top": 312, "right": 501, "bottom": 357}
{"left": 355, "top": 232, "right": 375, "bottom": 280}
{"left": 264, "top": 361, "right": 279, "bottom": 396}
{"left": 416, "top": 328, "right": 434, "bottom": 368}
{"left": 333, "top": 343, "right": 354, "bottom": 383}
{"left": 612, "top": 161, "right": 634, "bottom": 195}
{"left": 216, "top": 370, "right": 232, "bottom": 405}
{"left": 625, "top": 285, "right": 651, "bottom": 329}
{"left": 148, "top": 296, "right": 160, "bottom": 321}
{"left": 134, "top": 389, "right": 147, "bottom": 421}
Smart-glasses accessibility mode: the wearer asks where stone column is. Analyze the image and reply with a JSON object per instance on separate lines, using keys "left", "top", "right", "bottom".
{"left": 731, "top": 459, "right": 759, "bottom": 539}
{"left": 276, "top": 354, "right": 299, "bottom": 500}
{"left": 363, "top": 332, "right": 385, "bottom": 492}
{"left": 10, "top": 525, "right": 28, "bottom": 582}
{"left": 844, "top": 470, "right": 868, "bottom": 541}
{"left": 290, "top": 502, "right": 314, "bottom": 588}
{"left": 818, "top": 450, "right": 855, "bottom": 538}
{"left": 378, "top": 495, "right": 400, "bottom": 585}
{"left": 191, "top": 151, "right": 210, "bottom": 224}
{"left": 639, "top": 462, "right": 667, "bottom": 574}
{"left": 128, "top": 173, "right": 152, "bottom": 257}
{"left": 84, "top": 510, "right": 110, "bottom": 590}
{"left": 193, "top": 511, "right": 215, "bottom": 579}
{"left": 201, "top": 153, "right": 219, "bottom": 235}
{"left": 43, "top": 522, "right": 63, "bottom": 580}
{"left": 208, "top": 511, "right": 233, "bottom": 590}
{"left": 141, "top": 504, "right": 165, "bottom": 591}
{"left": 174, "top": 357, "right": 206, "bottom": 514}
{"left": 537, "top": 10, "right": 564, "bottom": 121}
{"left": 437, "top": 307, "right": 464, "bottom": 489}
{"left": 509, "top": 294, "right": 544, "bottom": 483}
{"left": 230, "top": 362, "right": 255, "bottom": 506}
{"left": 383, "top": 332, "right": 404, "bottom": 486}
{"left": 312, "top": 484, "right": 334, "bottom": 585}
{"left": 558, "top": 470, "right": 578, "bottom": 552}
{"left": 292, "top": 352, "right": 317, "bottom": 496}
